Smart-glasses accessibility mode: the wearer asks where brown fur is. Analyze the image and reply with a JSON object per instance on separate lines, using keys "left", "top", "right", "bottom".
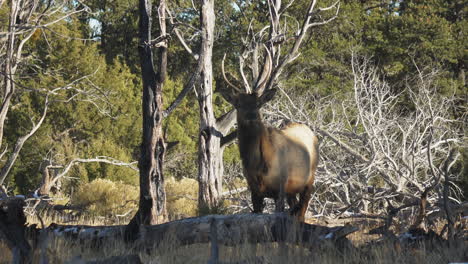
{"left": 224, "top": 90, "right": 319, "bottom": 222}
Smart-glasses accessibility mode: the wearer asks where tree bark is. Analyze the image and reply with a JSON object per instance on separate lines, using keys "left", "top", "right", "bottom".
{"left": 38, "top": 160, "right": 53, "bottom": 196}
{"left": 196, "top": 0, "right": 223, "bottom": 211}
{"left": 0, "top": 0, "right": 18, "bottom": 150}
{"left": 0, "top": 0, "right": 20, "bottom": 184}
{"left": 126, "top": 0, "right": 168, "bottom": 238}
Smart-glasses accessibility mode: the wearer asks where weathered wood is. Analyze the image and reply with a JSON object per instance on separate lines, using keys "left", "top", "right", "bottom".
{"left": 126, "top": 0, "right": 168, "bottom": 236}
{"left": 66, "top": 254, "right": 142, "bottom": 264}
{"left": 197, "top": 0, "right": 223, "bottom": 211}
{"left": 46, "top": 213, "right": 357, "bottom": 250}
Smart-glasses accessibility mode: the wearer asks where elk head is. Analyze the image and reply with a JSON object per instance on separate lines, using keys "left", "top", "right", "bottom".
{"left": 220, "top": 88, "right": 277, "bottom": 126}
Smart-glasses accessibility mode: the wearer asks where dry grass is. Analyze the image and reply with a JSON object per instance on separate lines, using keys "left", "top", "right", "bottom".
{"left": 1, "top": 213, "right": 466, "bottom": 264}
{"left": 1, "top": 231, "right": 466, "bottom": 264}
{"left": 8, "top": 236, "right": 464, "bottom": 264}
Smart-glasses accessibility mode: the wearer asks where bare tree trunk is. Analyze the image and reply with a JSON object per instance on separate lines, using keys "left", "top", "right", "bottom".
{"left": 126, "top": 0, "right": 168, "bottom": 238}
{"left": 38, "top": 160, "right": 53, "bottom": 196}
{"left": 0, "top": 1, "right": 89, "bottom": 186}
{"left": 0, "top": 103, "right": 49, "bottom": 184}
{"left": 197, "top": 0, "right": 222, "bottom": 211}
{"left": 0, "top": 0, "right": 19, "bottom": 154}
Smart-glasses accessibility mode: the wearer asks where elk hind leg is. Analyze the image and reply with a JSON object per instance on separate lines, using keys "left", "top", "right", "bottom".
{"left": 274, "top": 196, "right": 286, "bottom": 213}
{"left": 294, "top": 186, "right": 313, "bottom": 222}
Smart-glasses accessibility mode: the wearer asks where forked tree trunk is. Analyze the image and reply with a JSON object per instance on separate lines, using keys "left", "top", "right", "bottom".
{"left": 126, "top": 0, "right": 168, "bottom": 239}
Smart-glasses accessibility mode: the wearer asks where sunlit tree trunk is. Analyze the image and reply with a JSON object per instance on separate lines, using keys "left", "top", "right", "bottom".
{"left": 196, "top": 0, "right": 222, "bottom": 211}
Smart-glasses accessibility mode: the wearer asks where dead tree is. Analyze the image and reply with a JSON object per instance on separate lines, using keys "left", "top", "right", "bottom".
{"left": 196, "top": 0, "right": 225, "bottom": 210}
{"left": 0, "top": 197, "right": 32, "bottom": 264}
{"left": 125, "top": 0, "right": 170, "bottom": 234}
{"left": 162, "top": 0, "right": 238, "bottom": 211}
{"left": 126, "top": 0, "right": 203, "bottom": 238}
{"left": 45, "top": 213, "right": 357, "bottom": 252}
{"left": 0, "top": 0, "right": 89, "bottom": 187}
{"left": 264, "top": 54, "right": 465, "bottom": 226}
{"left": 37, "top": 156, "right": 138, "bottom": 196}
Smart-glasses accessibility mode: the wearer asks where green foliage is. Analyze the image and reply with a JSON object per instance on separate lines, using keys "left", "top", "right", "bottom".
{"left": 83, "top": 0, "right": 140, "bottom": 68}
{"left": 362, "top": 1, "right": 465, "bottom": 94}
{"left": 3, "top": 0, "right": 466, "bottom": 203}
{"left": 5, "top": 16, "right": 141, "bottom": 193}
{"left": 162, "top": 79, "right": 199, "bottom": 179}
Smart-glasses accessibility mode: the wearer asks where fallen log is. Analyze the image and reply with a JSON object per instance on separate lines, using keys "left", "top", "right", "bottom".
{"left": 65, "top": 254, "right": 142, "bottom": 264}
{"left": 46, "top": 213, "right": 358, "bottom": 250}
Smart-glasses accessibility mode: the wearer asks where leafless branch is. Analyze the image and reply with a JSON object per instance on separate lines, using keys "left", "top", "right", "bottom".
{"left": 163, "top": 62, "right": 201, "bottom": 118}
{"left": 46, "top": 156, "right": 138, "bottom": 190}
{"left": 222, "top": 53, "right": 243, "bottom": 93}
{"left": 221, "top": 0, "right": 340, "bottom": 95}
{"left": 263, "top": 53, "right": 463, "bottom": 225}
{"left": 0, "top": 0, "right": 93, "bottom": 185}
{"left": 166, "top": 6, "right": 199, "bottom": 60}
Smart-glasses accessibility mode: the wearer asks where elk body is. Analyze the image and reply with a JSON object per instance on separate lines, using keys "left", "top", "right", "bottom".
{"left": 222, "top": 89, "right": 319, "bottom": 222}
{"left": 217, "top": 0, "right": 338, "bottom": 221}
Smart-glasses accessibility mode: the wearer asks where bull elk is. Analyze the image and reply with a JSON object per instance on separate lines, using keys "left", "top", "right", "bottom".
{"left": 217, "top": 0, "right": 340, "bottom": 221}
{"left": 220, "top": 87, "right": 319, "bottom": 222}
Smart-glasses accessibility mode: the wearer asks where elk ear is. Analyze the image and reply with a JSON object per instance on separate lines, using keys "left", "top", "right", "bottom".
{"left": 258, "top": 88, "right": 277, "bottom": 106}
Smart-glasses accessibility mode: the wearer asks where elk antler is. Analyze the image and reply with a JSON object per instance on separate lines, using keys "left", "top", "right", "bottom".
{"left": 251, "top": 25, "right": 270, "bottom": 83}
{"left": 222, "top": 53, "right": 244, "bottom": 93}
{"left": 223, "top": 0, "right": 339, "bottom": 95}
{"left": 254, "top": 45, "right": 273, "bottom": 94}
{"left": 238, "top": 53, "right": 252, "bottom": 93}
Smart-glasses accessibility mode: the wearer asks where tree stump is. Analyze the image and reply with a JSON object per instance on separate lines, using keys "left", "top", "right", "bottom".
{"left": 0, "top": 197, "right": 32, "bottom": 264}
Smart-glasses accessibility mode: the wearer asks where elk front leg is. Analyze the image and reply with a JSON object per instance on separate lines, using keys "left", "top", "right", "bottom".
{"left": 251, "top": 193, "right": 264, "bottom": 213}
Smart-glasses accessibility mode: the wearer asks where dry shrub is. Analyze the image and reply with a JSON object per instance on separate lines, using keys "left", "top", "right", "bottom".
{"left": 71, "top": 179, "right": 138, "bottom": 216}
{"left": 166, "top": 177, "right": 198, "bottom": 219}
{"left": 70, "top": 177, "right": 210, "bottom": 220}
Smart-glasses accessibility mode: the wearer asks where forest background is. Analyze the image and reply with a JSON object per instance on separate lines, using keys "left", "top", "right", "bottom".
{"left": 0, "top": 0, "right": 466, "bottom": 221}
